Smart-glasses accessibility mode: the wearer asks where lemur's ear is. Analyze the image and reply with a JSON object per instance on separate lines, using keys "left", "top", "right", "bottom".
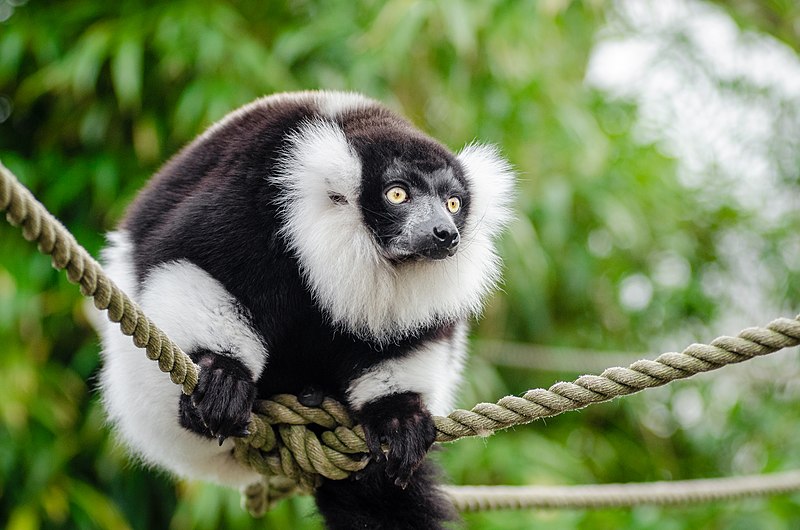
{"left": 456, "top": 143, "right": 515, "bottom": 238}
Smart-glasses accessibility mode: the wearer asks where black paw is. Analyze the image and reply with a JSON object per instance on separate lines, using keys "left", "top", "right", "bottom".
{"left": 179, "top": 349, "right": 256, "bottom": 445}
{"left": 357, "top": 392, "right": 437, "bottom": 489}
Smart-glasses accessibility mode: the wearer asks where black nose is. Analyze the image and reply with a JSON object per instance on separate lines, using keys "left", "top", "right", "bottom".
{"left": 433, "top": 226, "right": 459, "bottom": 249}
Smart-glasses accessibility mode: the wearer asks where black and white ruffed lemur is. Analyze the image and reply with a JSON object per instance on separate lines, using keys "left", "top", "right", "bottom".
{"left": 95, "top": 91, "right": 515, "bottom": 529}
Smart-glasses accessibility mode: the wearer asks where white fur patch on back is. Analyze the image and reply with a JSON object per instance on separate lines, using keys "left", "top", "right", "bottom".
{"left": 93, "top": 232, "right": 264, "bottom": 487}
{"left": 347, "top": 322, "right": 469, "bottom": 416}
{"left": 273, "top": 119, "right": 516, "bottom": 342}
{"left": 312, "top": 91, "right": 375, "bottom": 118}
{"left": 197, "top": 90, "right": 376, "bottom": 143}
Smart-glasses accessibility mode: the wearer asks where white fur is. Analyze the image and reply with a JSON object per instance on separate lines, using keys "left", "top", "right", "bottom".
{"left": 456, "top": 143, "right": 516, "bottom": 239}
{"left": 347, "top": 322, "right": 469, "bottom": 416}
{"left": 273, "top": 122, "right": 516, "bottom": 342}
{"left": 312, "top": 91, "right": 375, "bottom": 117}
{"left": 138, "top": 260, "right": 268, "bottom": 377}
{"left": 96, "top": 232, "right": 263, "bottom": 487}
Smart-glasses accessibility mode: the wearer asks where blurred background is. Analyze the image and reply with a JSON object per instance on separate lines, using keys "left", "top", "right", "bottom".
{"left": 1, "top": 0, "right": 799, "bottom": 528}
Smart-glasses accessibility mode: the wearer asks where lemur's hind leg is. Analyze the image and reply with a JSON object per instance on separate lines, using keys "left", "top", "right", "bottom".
{"left": 315, "top": 392, "right": 457, "bottom": 529}
{"left": 315, "top": 457, "right": 456, "bottom": 530}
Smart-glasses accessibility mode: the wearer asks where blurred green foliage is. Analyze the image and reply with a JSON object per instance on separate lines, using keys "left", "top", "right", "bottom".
{"left": 711, "top": 0, "right": 800, "bottom": 53}
{"left": 1, "top": 0, "right": 798, "bottom": 528}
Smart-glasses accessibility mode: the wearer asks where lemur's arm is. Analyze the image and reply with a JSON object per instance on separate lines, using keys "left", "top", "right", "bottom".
{"left": 346, "top": 323, "right": 468, "bottom": 486}
{"left": 137, "top": 259, "right": 264, "bottom": 443}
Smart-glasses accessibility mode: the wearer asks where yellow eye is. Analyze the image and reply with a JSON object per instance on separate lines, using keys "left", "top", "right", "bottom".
{"left": 386, "top": 187, "right": 408, "bottom": 204}
{"left": 446, "top": 196, "right": 461, "bottom": 214}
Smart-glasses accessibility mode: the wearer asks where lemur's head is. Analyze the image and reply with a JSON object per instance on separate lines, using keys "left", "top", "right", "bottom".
{"left": 352, "top": 133, "right": 470, "bottom": 263}
{"left": 271, "top": 91, "right": 515, "bottom": 341}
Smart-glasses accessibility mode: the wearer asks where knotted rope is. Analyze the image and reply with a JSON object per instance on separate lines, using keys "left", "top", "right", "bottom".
{"left": 2, "top": 161, "right": 799, "bottom": 515}
{"left": 234, "top": 314, "right": 799, "bottom": 513}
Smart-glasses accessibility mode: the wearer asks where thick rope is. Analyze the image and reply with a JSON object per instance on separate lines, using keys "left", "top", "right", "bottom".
{"left": 3, "top": 160, "right": 799, "bottom": 515}
{"left": 236, "top": 314, "right": 800, "bottom": 513}
{"left": 241, "top": 315, "right": 800, "bottom": 477}
{"left": 443, "top": 470, "right": 800, "bottom": 511}
{"left": 0, "top": 161, "right": 199, "bottom": 394}
{"left": 432, "top": 318, "right": 800, "bottom": 441}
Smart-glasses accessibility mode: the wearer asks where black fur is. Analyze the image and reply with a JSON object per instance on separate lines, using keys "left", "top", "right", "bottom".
{"left": 316, "top": 458, "right": 457, "bottom": 530}
{"left": 358, "top": 392, "right": 437, "bottom": 489}
{"left": 179, "top": 349, "right": 255, "bottom": 444}
{"left": 317, "top": 393, "right": 457, "bottom": 529}
{"left": 123, "top": 94, "right": 467, "bottom": 528}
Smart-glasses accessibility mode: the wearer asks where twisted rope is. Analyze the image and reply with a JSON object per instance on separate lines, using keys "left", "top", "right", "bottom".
{"left": 0, "top": 161, "right": 199, "bottom": 394}
{"left": 3, "top": 160, "right": 799, "bottom": 515}
{"left": 433, "top": 318, "right": 800, "bottom": 441}
{"left": 239, "top": 315, "right": 800, "bottom": 479}
{"left": 237, "top": 315, "right": 799, "bottom": 513}
{"left": 443, "top": 470, "right": 800, "bottom": 511}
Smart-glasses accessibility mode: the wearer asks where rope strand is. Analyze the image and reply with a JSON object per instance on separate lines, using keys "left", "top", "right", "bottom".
{"left": 444, "top": 470, "right": 800, "bottom": 511}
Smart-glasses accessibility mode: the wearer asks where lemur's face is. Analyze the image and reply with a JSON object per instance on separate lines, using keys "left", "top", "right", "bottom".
{"left": 358, "top": 149, "right": 470, "bottom": 263}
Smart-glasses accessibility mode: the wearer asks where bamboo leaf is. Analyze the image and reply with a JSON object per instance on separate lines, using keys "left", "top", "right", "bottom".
{"left": 111, "top": 32, "right": 143, "bottom": 111}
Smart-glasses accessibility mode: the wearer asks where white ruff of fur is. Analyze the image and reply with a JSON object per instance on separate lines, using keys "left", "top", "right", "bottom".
{"left": 273, "top": 120, "right": 515, "bottom": 342}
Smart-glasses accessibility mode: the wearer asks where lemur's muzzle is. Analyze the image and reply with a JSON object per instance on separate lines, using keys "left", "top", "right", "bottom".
{"left": 412, "top": 208, "right": 460, "bottom": 260}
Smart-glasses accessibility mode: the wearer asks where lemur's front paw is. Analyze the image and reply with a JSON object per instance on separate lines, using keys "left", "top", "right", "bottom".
{"left": 357, "top": 392, "right": 437, "bottom": 489}
{"left": 179, "top": 350, "right": 255, "bottom": 445}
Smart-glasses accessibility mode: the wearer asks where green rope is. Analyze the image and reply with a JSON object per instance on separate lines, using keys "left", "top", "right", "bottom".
{"left": 2, "top": 160, "right": 799, "bottom": 515}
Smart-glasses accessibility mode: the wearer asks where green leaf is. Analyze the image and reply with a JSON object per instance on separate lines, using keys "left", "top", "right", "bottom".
{"left": 70, "top": 25, "right": 112, "bottom": 96}
{"left": 6, "top": 504, "right": 40, "bottom": 530}
{"left": 111, "top": 32, "right": 143, "bottom": 111}
{"left": 67, "top": 478, "right": 132, "bottom": 530}
{"left": 0, "top": 27, "right": 26, "bottom": 81}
